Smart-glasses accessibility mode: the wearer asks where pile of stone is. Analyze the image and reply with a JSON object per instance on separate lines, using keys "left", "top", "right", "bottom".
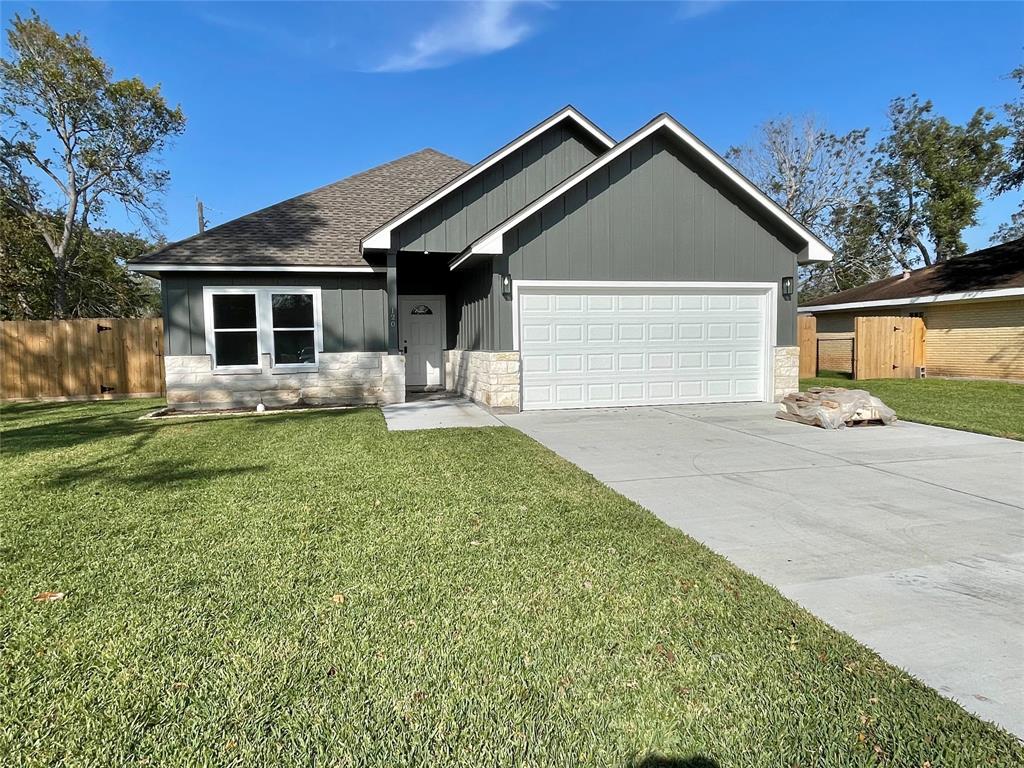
{"left": 776, "top": 387, "right": 897, "bottom": 430}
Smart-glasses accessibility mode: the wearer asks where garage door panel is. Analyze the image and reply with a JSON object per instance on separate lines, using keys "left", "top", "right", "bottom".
{"left": 519, "top": 288, "right": 768, "bottom": 410}
{"left": 679, "top": 323, "right": 704, "bottom": 340}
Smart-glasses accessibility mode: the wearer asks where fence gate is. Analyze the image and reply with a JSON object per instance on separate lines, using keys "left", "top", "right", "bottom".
{"left": 797, "top": 315, "right": 817, "bottom": 379}
{"left": 854, "top": 316, "right": 925, "bottom": 379}
{"left": 0, "top": 318, "right": 165, "bottom": 401}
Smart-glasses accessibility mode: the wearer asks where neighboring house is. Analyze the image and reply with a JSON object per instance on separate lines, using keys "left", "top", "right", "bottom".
{"left": 129, "top": 107, "right": 832, "bottom": 411}
{"left": 800, "top": 237, "right": 1024, "bottom": 380}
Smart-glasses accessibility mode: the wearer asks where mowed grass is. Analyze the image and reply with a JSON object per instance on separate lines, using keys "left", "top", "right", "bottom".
{"left": 802, "top": 375, "right": 1024, "bottom": 440}
{"left": 1, "top": 401, "right": 1021, "bottom": 767}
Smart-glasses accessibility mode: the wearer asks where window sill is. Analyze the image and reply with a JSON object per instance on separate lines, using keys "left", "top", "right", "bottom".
{"left": 271, "top": 365, "right": 319, "bottom": 375}
{"left": 211, "top": 366, "right": 263, "bottom": 376}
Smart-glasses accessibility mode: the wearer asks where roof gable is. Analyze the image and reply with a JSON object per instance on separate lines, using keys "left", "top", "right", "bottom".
{"left": 452, "top": 113, "right": 834, "bottom": 270}
{"left": 361, "top": 106, "right": 615, "bottom": 252}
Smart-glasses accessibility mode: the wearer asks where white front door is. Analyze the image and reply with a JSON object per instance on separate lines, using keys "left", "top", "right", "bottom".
{"left": 400, "top": 296, "right": 444, "bottom": 388}
{"left": 517, "top": 285, "right": 772, "bottom": 411}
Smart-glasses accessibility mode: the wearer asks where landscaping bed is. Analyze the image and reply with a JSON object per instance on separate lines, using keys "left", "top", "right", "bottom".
{"left": 1, "top": 399, "right": 1020, "bottom": 766}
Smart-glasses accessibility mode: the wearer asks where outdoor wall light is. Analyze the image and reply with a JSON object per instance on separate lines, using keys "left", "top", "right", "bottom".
{"left": 781, "top": 276, "right": 794, "bottom": 301}
{"left": 501, "top": 274, "right": 513, "bottom": 299}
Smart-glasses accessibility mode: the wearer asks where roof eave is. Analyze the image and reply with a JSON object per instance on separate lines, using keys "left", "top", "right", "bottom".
{"left": 127, "top": 262, "right": 386, "bottom": 275}
{"left": 799, "top": 286, "right": 1024, "bottom": 313}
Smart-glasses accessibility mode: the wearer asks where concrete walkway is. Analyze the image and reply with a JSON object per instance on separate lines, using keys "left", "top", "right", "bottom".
{"left": 382, "top": 394, "right": 502, "bottom": 431}
{"left": 500, "top": 403, "right": 1024, "bottom": 736}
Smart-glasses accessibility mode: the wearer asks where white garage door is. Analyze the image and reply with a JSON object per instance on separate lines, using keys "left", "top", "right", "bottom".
{"left": 517, "top": 285, "right": 771, "bottom": 411}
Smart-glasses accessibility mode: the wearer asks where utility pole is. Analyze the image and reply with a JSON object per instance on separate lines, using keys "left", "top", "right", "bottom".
{"left": 197, "top": 199, "right": 206, "bottom": 233}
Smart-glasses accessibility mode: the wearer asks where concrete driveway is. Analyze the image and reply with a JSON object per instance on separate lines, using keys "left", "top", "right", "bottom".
{"left": 500, "top": 403, "right": 1024, "bottom": 736}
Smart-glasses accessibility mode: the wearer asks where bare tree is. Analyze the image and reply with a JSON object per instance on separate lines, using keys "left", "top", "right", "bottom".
{"left": 727, "top": 116, "right": 883, "bottom": 297}
{"left": 727, "top": 116, "right": 867, "bottom": 230}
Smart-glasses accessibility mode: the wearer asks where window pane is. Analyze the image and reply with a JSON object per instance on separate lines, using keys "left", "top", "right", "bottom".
{"left": 274, "top": 330, "right": 316, "bottom": 364}
{"left": 215, "top": 331, "right": 258, "bottom": 366}
{"left": 272, "top": 294, "right": 314, "bottom": 328}
{"left": 213, "top": 294, "right": 256, "bottom": 329}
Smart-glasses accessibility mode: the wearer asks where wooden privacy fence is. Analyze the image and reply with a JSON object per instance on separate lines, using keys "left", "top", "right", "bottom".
{"left": 0, "top": 318, "right": 165, "bottom": 401}
{"left": 798, "top": 314, "right": 926, "bottom": 380}
{"left": 797, "top": 315, "right": 817, "bottom": 378}
{"left": 854, "top": 315, "right": 926, "bottom": 379}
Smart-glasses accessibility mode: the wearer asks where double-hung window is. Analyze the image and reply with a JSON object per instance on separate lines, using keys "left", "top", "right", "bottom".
{"left": 204, "top": 287, "right": 322, "bottom": 372}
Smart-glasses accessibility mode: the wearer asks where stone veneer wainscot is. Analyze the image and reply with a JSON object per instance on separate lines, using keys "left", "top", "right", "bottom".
{"left": 445, "top": 350, "right": 521, "bottom": 411}
{"left": 772, "top": 346, "right": 800, "bottom": 402}
{"left": 164, "top": 352, "right": 405, "bottom": 410}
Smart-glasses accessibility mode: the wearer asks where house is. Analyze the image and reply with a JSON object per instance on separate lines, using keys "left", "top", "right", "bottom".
{"left": 128, "top": 107, "right": 832, "bottom": 411}
{"left": 800, "top": 238, "right": 1024, "bottom": 380}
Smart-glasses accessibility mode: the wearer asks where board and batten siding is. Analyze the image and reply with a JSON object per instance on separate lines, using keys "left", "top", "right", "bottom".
{"left": 395, "top": 123, "right": 605, "bottom": 254}
{"left": 493, "top": 131, "right": 803, "bottom": 349}
{"left": 450, "top": 259, "right": 499, "bottom": 351}
{"left": 924, "top": 299, "right": 1024, "bottom": 380}
{"left": 161, "top": 272, "right": 386, "bottom": 357}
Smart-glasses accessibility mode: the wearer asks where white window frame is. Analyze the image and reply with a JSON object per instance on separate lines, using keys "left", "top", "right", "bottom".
{"left": 203, "top": 286, "right": 324, "bottom": 373}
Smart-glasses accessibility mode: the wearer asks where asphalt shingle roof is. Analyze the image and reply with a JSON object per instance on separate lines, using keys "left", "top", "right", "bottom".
{"left": 133, "top": 148, "right": 471, "bottom": 268}
{"left": 801, "top": 237, "right": 1024, "bottom": 308}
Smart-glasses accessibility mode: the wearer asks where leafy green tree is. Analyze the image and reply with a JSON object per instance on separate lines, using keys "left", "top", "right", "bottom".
{"left": 0, "top": 197, "right": 160, "bottom": 319}
{"left": 871, "top": 95, "right": 1007, "bottom": 265}
{"left": 992, "top": 66, "right": 1024, "bottom": 244}
{"left": 0, "top": 12, "right": 184, "bottom": 318}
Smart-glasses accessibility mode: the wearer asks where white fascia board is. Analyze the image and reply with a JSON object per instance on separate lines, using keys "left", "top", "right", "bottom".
{"left": 128, "top": 263, "right": 386, "bottom": 274}
{"left": 362, "top": 107, "right": 615, "bottom": 252}
{"left": 452, "top": 114, "right": 835, "bottom": 271}
{"left": 798, "top": 286, "right": 1024, "bottom": 313}
{"left": 800, "top": 241, "right": 833, "bottom": 263}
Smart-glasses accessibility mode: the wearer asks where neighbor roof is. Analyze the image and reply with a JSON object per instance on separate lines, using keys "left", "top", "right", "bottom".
{"left": 130, "top": 148, "right": 470, "bottom": 270}
{"left": 801, "top": 237, "right": 1024, "bottom": 311}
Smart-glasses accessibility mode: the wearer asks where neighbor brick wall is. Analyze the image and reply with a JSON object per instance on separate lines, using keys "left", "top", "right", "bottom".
{"left": 924, "top": 299, "right": 1024, "bottom": 380}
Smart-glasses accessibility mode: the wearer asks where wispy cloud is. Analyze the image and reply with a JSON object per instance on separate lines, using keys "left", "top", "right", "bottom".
{"left": 676, "top": 0, "right": 732, "bottom": 21}
{"left": 199, "top": 10, "right": 329, "bottom": 59}
{"left": 373, "top": 1, "right": 542, "bottom": 73}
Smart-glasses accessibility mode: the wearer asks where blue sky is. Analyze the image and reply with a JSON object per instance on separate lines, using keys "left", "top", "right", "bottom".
{"left": 3, "top": 1, "right": 1022, "bottom": 251}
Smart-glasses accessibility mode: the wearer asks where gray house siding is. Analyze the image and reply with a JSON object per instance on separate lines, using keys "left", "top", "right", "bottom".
{"left": 487, "top": 131, "right": 803, "bottom": 348}
{"left": 394, "top": 123, "right": 605, "bottom": 254}
{"left": 161, "top": 272, "right": 387, "bottom": 357}
{"left": 450, "top": 258, "right": 498, "bottom": 351}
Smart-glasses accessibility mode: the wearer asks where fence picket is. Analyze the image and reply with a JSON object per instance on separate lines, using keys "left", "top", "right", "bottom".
{"left": 0, "top": 318, "right": 166, "bottom": 401}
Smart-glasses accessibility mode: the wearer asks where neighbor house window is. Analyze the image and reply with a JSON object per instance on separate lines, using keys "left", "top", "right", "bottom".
{"left": 204, "top": 287, "right": 322, "bottom": 372}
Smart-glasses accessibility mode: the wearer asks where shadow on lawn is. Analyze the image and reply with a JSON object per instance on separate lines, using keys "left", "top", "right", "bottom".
{"left": 632, "top": 755, "right": 719, "bottom": 768}
{"left": 1, "top": 401, "right": 371, "bottom": 459}
{"left": 44, "top": 455, "right": 268, "bottom": 490}
{"left": 0, "top": 402, "right": 161, "bottom": 457}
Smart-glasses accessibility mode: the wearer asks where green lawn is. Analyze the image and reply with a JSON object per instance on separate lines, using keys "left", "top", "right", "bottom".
{"left": 1, "top": 401, "right": 1021, "bottom": 766}
{"left": 802, "top": 375, "right": 1024, "bottom": 440}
